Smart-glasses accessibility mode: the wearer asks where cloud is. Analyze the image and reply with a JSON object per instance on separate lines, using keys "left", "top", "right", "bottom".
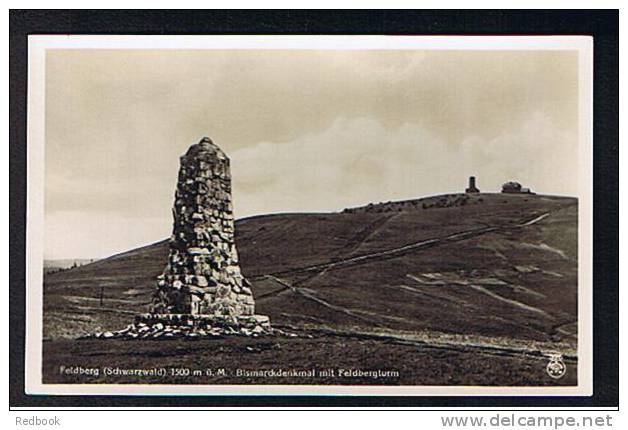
{"left": 230, "top": 113, "right": 577, "bottom": 218}
{"left": 44, "top": 111, "right": 577, "bottom": 259}
{"left": 45, "top": 211, "right": 169, "bottom": 259}
{"left": 457, "top": 111, "right": 578, "bottom": 194}
{"left": 43, "top": 49, "right": 579, "bottom": 258}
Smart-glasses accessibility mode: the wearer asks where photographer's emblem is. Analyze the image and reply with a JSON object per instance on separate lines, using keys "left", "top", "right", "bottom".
{"left": 546, "top": 353, "right": 567, "bottom": 379}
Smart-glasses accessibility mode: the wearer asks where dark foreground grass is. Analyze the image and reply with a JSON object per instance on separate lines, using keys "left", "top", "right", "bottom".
{"left": 42, "top": 194, "right": 578, "bottom": 388}
{"left": 43, "top": 335, "right": 576, "bottom": 386}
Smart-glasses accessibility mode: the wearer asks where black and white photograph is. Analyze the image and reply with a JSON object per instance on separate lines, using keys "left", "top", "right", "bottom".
{"left": 8, "top": 10, "right": 619, "bottom": 414}
{"left": 22, "top": 34, "right": 595, "bottom": 396}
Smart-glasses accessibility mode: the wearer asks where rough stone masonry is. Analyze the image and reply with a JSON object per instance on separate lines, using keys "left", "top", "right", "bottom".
{"left": 86, "top": 137, "right": 272, "bottom": 339}
{"left": 150, "top": 137, "right": 256, "bottom": 317}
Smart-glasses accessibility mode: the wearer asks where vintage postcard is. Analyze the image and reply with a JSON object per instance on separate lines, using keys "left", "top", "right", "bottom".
{"left": 25, "top": 35, "right": 593, "bottom": 396}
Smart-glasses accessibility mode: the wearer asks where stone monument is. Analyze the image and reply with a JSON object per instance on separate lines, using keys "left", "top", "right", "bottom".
{"left": 150, "top": 137, "right": 256, "bottom": 317}
{"left": 89, "top": 137, "right": 271, "bottom": 339}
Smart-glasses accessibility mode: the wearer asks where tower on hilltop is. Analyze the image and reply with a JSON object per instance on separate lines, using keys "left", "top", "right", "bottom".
{"left": 465, "top": 176, "right": 480, "bottom": 193}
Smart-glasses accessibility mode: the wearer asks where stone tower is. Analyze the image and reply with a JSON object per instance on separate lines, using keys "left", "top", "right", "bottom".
{"left": 150, "top": 137, "right": 256, "bottom": 317}
{"left": 86, "top": 137, "right": 270, "bottom": 339}
{"left": 465, "top": 176, "right": 480, "bottom": 193}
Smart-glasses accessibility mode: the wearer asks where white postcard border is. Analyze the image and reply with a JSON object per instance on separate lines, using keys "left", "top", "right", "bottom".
{"left": 25, "top": 35, "right": 593, "bottom": 396}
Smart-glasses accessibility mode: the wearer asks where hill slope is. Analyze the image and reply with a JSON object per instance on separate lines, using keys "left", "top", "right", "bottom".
{"left": 43, "top": 192, "right": 578, "bottom": 347}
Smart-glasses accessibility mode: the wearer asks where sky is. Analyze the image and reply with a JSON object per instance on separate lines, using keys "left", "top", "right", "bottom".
{"left": 44, "top": 49, "right": 579, "bottom": 259}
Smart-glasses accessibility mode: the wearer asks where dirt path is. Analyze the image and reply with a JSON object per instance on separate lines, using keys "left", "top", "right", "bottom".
{"left": 268, "top": 289, "right": 573, "bottom": 362}
{"left": 277, "top": 324, "right": 577, "bottom": 363}
{"left": 254, "top": 210, "right": 573, "bottom": 353}
{"left": 251, "top": 211, "right": 552, "bottom": 281}
{"left": 333, "top": 213, "right": 401, "bottom": 257}
{"left": 259, "top": 275, "right": 417, "bottom": 327}
{"left": 467, "top": 285, "right": 553, "bottom": 318}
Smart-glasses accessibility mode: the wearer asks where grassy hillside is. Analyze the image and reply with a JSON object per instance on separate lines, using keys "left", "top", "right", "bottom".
{"left": 44, "top": 192, "right": 577, "bottom": 339}
{"left": 42, "top": 192, "right": 578, "bottom": 385}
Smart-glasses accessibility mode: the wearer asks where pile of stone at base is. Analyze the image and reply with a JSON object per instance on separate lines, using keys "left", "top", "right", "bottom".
{"left": 86, "top": 314, "right": 273, "bottom": 340}
{"left": 85, "top": 137, "right": 273, "bottom": 340}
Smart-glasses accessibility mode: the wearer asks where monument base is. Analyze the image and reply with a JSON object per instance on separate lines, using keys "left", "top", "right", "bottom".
{"left": 83, "top": 313, "right": 273, "bottom": 340}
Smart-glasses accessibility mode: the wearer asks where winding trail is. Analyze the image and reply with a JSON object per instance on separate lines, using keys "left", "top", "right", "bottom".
{"left": 275, "top": 324, "right": 577, "bottom": 363}
{"left": 332, "top": 213, "right": 401, "bottom": 257}
{"left": 251, "top": 211, "right": 551, "bottom": 281}
{"left": 251, "top": 209, "right": 579, "bottom": 360}
{"left": 467, "top": 285, "right": 552, "bottom": 318}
